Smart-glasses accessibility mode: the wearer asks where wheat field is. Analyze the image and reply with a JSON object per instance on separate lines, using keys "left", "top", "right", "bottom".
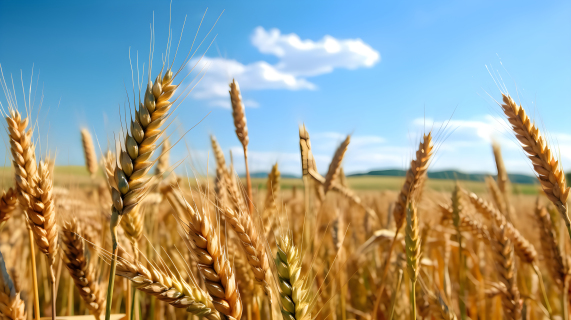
{"left": 0, "top": 7, "right": 569, "bottom": 320}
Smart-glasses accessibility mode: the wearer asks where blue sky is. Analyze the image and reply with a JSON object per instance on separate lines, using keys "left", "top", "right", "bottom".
{"left": 1, "top": 0, "right": 571, "bottom": 177}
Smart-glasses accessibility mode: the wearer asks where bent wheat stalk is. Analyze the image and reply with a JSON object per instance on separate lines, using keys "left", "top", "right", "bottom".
{"left": 110, "top": 248, "right": 221, "bottom": 320}
{"left": 499, "top": 94, "right": 571, "bottom": 240}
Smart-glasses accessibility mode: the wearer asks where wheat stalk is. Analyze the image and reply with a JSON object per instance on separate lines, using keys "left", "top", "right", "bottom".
{"left": 275, "top": 233, "right": 310, "bottom": 320}
{"left": 323, "top": 135, "right": 350, "bottom": 193}
{"left": 61, "top": 219, "right": 105, "bottom": 320}
{"left": 165, "top": 187, "right": 243, "bottom": 319}
{"left": 499, "top": 94, "right": 571, "bottom": 237}
{"left": 490, "top": 224, "right": 521, "bottom": 320}
{"left": 0, "top": 188, "right": 17, "bottom": 228}
{"left": 81, "top": 128, "right": 99, "bottom": 178}
{"left": 451, "top": 184, "right": 467, "bottom": 320}
{"left": 229, "top": 79, "right": 253, "bottom": 215}
{"left": 0, "top": 250, "right": 26, "bottom": 320}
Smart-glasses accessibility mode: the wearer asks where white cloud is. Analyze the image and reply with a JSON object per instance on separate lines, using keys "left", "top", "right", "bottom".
{"left": 251, "top": 27, "right": 380, "bottom": 77}
{"left": 190, "top": 27, "right": 380, "bottom": 106}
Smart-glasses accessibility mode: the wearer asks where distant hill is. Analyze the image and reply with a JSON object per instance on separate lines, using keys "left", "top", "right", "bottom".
{"left": 249, "top": 171, "right": 299, "bottom": 179}
{"left": 349, "top": 169, "right": 538, "bottom": 184}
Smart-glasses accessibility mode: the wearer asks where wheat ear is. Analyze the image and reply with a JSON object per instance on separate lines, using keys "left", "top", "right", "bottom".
{"left": 223, "top": 206, "right": 273, "bottom": 297}
{"left": 0, "top": 188, "right": 17, "bottom": 229}
{"left": 81, "top": 128, "right": 99, "bottom": 178}
{"left": 5, "top": 110, "right": 42, "bottom": 319}
{"left": 276, "top": 234, "right": 310, "bottom": 320}
{"left": 229, "top": 79, "right": 253, "bottom": 215}
{"left": 490, "top": 224, "right": 521, "bottom": 320}
{"left": 373, "top": 133, "right": 432, "bottom": 319}
{"left": 155, "top": 138, "right": 170, "bottom": 176}
{"left": 0, "top": 250, "right": 26, "bottom": 320}
{"left": 265, "top": 163, "right": 280, "bottom": 212}
{"left": 500, "top": 94, "right": 571, "bottom": 235}
{"left": 61, "top": 219, "right": 105, "bottom": 319}
{"left": 111, "top": 248, "right": 221, "bottom": 320}
{"left": 485, "top": 177, "right": 508, "bottom": 219}
{"left": 165, "top": 187, "right": 243, "bottom": 319}
{"left": 492, "top": 142, "right": 514, "bottom": 220}
{"left": 106, "top": 68, "right": 177, "bottom": 319}
{"left": 534, "top": 203, "right": 567, "bottom": 288}
{"left": 405, "top": 202, "right": 421, "bottom": 320}
{"left": 323, "top": 135, "right": 351, "bottom": 193}
{"left": 393, "top": 133, "right": 433, "bottom": 230}
{"left": 211, "top": 136, "right": 248, "bottom": 215}
{"left": 465, "top": 191, "right": 537, "bottom": 264}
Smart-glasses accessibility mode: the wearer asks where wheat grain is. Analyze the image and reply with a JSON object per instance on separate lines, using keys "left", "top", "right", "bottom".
{"left": 81, "top": 128, "right": 98, "bottom": 178}
{"left": 61, "top": 219, "right": 105, "bottom": 319}
{"left": 492, "top": 142, "right": 514, "bottom": 221}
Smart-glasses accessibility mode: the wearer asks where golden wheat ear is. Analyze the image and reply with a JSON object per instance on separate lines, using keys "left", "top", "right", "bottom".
{"left": 97, "top": 244, "right": 221, "bottom": 320}
{"left": 164, "top": 186, "right": 243, "bottom": 320}
{"left": 81, "top": 128, "right": 99, "bottom": 179}
{"left": 499, "top": 94, "right": 571, "bottom": 233}
{"left": 61, "top": 219, "right": 105, "bottom": 319}
{"left": 0, "top": 249, "right": 26, "bottom": 320}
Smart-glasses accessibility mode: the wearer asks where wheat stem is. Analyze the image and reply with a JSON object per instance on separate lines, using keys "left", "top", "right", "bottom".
{"left": 27, "top": 229, "right": 40, "bottom": 320}
{"left": 388, "top": 269, "right": 404, "bottom": 320}
{"left": 105, "top": 210, "right": 121, "bottom": 320}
